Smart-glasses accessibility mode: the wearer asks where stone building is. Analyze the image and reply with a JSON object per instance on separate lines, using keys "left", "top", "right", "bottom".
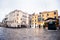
{"left": 3, "top": 10, "right": 31, "bottom": 28}
{"left": 31, "top": 10, "right": 58, "bottom": 28}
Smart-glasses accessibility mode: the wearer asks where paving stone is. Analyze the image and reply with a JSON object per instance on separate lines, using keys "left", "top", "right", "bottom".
{"left": 0, "top": 27, "right": 60, "bottom": 40}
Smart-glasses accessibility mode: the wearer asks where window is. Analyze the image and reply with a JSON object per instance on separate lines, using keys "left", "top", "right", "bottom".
{"left": 22, "top": 15, "right": 27, "bottom": 18}
{"left": 15, "top": 20, "right": 16, "bottom": 22}
{"left": 5, "top": 18, "right": 7, "bottom": 20}
{"left": 47, "top": 14, "right": 49, "bottom": 16}
{"left": 17, "top": 14, "right": 19, "bottom": 16}
{"left": 43, "top": 18, "right": 44, "bottom": 21}
{"left": 21, "top": 18, "right": 22, "bottom": 20}
{"left": 38, "top": 17, "right": 41, "bottom": 21}
{"left": 21, "top": 18, "right": 26, "bottom": 20}
{"left": 54, "top": 12, "right": 56, "bottom": 15}
{"left": 38, "top": 17, "right": 44, "bottom": 21}
{"left": 17, "top": 21, "right": 18, "bottom": 23}
{"left": 54, "top": 16, "right": 56, "bottom": 19}
{"left": 39, "top": 12, "right": 41, "bottom": 14}
{"left": 38, "top": 15, "right": 41, "bottom": 17}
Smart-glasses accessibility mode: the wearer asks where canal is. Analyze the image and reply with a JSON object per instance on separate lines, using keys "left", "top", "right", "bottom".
{"left": 0, "top": 27, "right": 60, "bottom": 40}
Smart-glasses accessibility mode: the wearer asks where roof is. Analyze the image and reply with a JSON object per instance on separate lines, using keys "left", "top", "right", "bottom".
{"left": 9, "top": 9, "right": 28, "bottom": 14}
{"left": 40, "top": 10, "right": 58, "bottom": 14}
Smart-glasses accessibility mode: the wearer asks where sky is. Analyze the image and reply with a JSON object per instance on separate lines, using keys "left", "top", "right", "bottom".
{"left": 0, "top": 0, "right": 60, "bottom": 22}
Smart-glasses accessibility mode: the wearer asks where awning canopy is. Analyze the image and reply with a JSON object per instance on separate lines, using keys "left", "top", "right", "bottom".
{"left": 45, "top": 18, "right": 57, "bottom": 21}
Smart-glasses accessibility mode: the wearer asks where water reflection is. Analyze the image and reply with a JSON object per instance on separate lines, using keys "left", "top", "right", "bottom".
{"left": 0, "top": 27, "right": 60, "bottom": 40}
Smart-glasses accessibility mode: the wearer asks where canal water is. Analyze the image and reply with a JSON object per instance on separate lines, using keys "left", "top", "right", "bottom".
{"left": 0, "top": 27, "right": 60, "bottom": 40}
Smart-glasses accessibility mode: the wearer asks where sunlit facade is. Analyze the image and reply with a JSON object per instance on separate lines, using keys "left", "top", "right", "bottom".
{"left": 31, "top": 10, "right": 58, "bottom": 28}
{"left": 2, "top": 10, "right": 58, "bottom": 28}
{"left": 42, "top": 10, "right": 58, "bottom": 20}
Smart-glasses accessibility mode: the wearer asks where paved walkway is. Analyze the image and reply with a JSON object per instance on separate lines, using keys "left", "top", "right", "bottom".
{"left": 0, "top": 27, "right": 60, "bottom": 40}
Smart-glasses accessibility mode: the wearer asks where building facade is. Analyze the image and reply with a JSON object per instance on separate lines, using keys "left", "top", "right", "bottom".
{"left": 31, "top": 10, "right": 58, "bottom": 28}
{"left": 2, "top": 10, "right": 58, "bottom": 28}
{"left": 3, "top": 10, "right": 30, "bottom": 27}
{"left": 58, "top": 16, "right": 60, "bottom": 26}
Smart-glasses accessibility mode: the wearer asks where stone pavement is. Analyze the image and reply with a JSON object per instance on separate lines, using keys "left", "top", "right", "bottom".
{"left": 0, "top": 27, "right": 60, "bottom": 40}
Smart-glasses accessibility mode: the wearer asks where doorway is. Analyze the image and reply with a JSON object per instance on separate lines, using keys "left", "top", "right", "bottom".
{"left": 39, "top": 25, "right": 41, "bottom": 28}
{"left": 21, "top": 25, "right": 27, "bottom": 28}
{"left": 48, "top": 21, "right": 56, "bottom": 30}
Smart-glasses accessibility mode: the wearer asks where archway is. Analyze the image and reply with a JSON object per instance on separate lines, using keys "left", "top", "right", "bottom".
{"left": 45, "top": 18, "right": 57, "bottom": 30}
{"left": 21, "top": 25, "right": 27, "bottom": 28}
{"left": 48, "top": 21, "right": 56, "bottom": 30}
